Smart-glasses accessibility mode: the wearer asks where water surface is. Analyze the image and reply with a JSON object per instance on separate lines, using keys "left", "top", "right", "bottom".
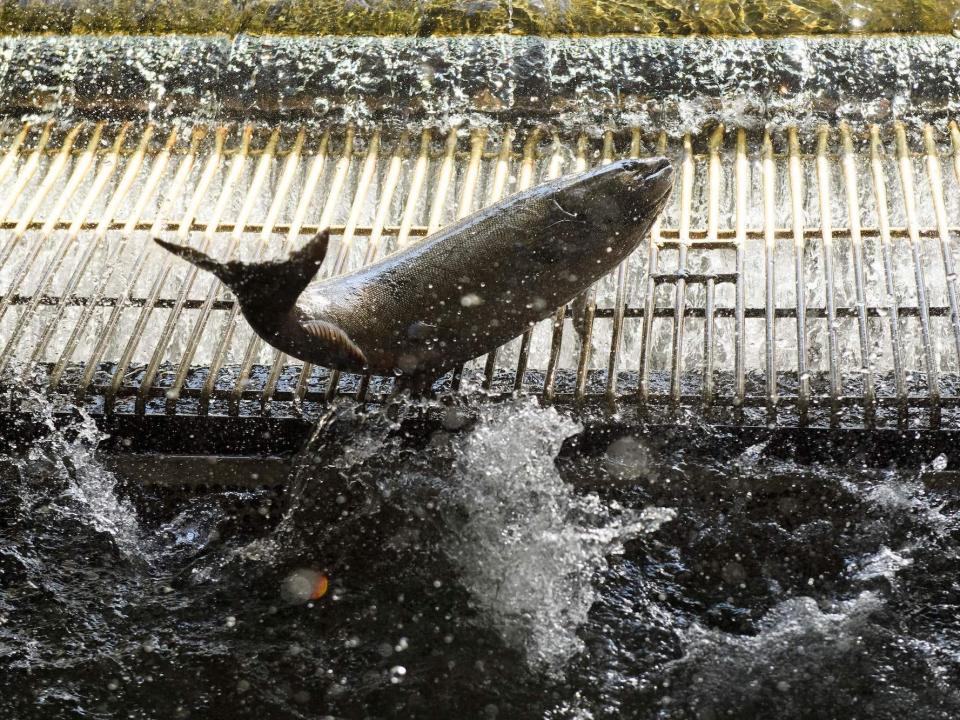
{"left": 2, "top": 398, "right": 960, "bottom": 718}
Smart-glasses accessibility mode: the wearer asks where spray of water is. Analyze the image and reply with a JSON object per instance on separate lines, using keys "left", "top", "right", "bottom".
{"left": 440, "top": 399, "right": 674, "bottom": 672}
{"left": 5, "top": 392, "right": 139, "bottom": 551}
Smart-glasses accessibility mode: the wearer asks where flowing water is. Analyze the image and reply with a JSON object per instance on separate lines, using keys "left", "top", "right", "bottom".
{"left": 0, "top": 0, "right": 955, "bottom": 36}
{"left": 3, "top": 395, "right": 960, "bottom": 718}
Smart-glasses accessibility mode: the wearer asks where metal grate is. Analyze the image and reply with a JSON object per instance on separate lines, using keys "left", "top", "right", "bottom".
{"left": 1, "top": 120, "right": 960, "bottom": 427}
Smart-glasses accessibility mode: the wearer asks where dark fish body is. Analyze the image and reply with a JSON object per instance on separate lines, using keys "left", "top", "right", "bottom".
{"left": 155, "top": 157, "right": 673, "bottom": 384}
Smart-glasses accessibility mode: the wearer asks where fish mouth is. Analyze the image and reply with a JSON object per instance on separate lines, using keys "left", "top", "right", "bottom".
{"left": 628, "top": 156, "right": 674, "bottom": 203}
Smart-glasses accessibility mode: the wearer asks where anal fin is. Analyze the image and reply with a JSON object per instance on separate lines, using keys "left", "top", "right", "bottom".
{"left": 303, "top": 319, "right": 367, "bottom": 368}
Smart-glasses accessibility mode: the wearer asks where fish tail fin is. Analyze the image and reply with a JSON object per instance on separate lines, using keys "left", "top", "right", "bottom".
{"left": 153, "top": 230, "right": 330, "bottom": 315}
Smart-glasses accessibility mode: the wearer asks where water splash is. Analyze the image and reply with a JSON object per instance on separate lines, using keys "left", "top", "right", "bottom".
{"left": 5, "top": 392, "right": 139, "bottom": 551}
{"left": 673, "top": 592, "right": 886, "bottom": 715}
{"left": 441, "top": 399, "right": 673, "bottom": 671}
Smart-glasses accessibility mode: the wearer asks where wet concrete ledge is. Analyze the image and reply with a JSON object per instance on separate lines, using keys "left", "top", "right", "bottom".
{"left": 5, "top": 405, "right": 960, "bottom": 470}
{"left": 0, "top": 34, "right": 957, "bottom": 132}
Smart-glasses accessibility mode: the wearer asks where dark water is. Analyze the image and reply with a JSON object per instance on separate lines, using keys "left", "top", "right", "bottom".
{"left": 3, "top": 397, "right": 960, "bottom": 719}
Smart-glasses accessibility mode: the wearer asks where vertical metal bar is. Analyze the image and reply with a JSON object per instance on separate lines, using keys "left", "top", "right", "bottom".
{"left": 543, "top": 132, "right": 585, "bottom": 402}
{"left": 0, "top": 123, "right": 101, "bottom": 367}
{"left": 703, "top": 277, "right": 716, "bottom": 404}
{"left": 364, "top": 131, "right": 410, "bottom": 265}
{"left": 0, "top": 121, "right": 53, "bottom": 269}
{"left": 733, "top": 129, "right": 748, "bottom": 408}
{"left": 761, "top": 132, "right": 779, "bottom": 415}
{"left": 867, "top": 125, "right": 907, "bottom": 412}
{"left": 396, "top": 130, "right": 432, "bottom": 252}
{"left": 894, "top": 122, "right": 940, "bottom": 421}
{"left": 482, "top": 128, "right": 536, "bottom": 390}
{"left": 332, "top": 132, "right": 381, "bottom": 275}
{"left": 325, "top": 130, "right": 386, "bottom": 402}
{"left": 478, "top": 127, "right": 516, "bottom": 390}
{"left": 426, "top": 127, "right": 460, "bottom": 234}
{"left": 30, "top": 123, "right": 142, "bottom": 371}
{"left": 0, "top": 123, "right": 81, "bottom": 322}
{"left": 667, "top": 133, "right": 694, "bottom": 410}
{"left": 13, "top": 124, "right": 87, "bottom": 234}
{"left": 839, "top": 123, "right": 876, "bottom": 416}
{"left": 448, "top": 129, "right": 487, "bottom": 393}
{"left": 0, "top": 123, "right": 114, "bottom": 377}
{"left": 456, "top": 129, "right": 486, "bottom": 221}
{"left": 292, "top": 128, "right": 355, "bottom": 408}
{"left": 135, "top": 126, "right": 252, "bottom": 413}
{"left": 573, "top": 131, "right": 614, "bottom": 404}
{"left": 605, "top": 128, "right": 642, "bottom": 404}
{"left": 258, "top": 130, "right": 330, "bottom": 412}
{"left": 59, "top": 125, "right": 176, "bottom": 392}
{"left": 814, "top": 126, "right": 841, "bottom": 420}
{"left": 103, "top": 126, "right": 226, "bottom": 410}
{"left": 356, "top": 131, "right": 411, "bottom": 402}
{"left": 215, "top": 129, "right": 305, "bottom": 413}
{"left": 387, "top": 125, "right": 458, "bottom": 396}
{"left": 70, "top": 127, "right": 195, "bottom": 400}
{"left": 0, "top": 122, "right": 30, "bottom": 188}
{"left": 923, "top": 125, "right": 960, "bottom": 370}
{"left": 636, "top": 132, "right": 668, "bottom": 405}
{"left": 358, "top": 130, "right": 424, "bottom": 402}
{"left": 0, "top": 121, "right": 32, "bottom": 269}
{"left": 786, "top": 128, "right": 810, "bottom": 419}
{"left": 167, "top": 128, "right": 281, "bottom": 410}
{"left": 702, "top": 125, "right": 723, "bottom": 408}
{"left": 951, "top": 121, "right": 960, "bottom": 182}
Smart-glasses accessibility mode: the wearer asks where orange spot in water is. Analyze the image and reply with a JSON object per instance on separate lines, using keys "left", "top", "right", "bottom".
{"left": 311, "top": 574, "right": 329, "bottom": 600}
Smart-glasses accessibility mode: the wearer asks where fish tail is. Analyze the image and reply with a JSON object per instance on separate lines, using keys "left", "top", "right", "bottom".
{"left": 153, "top": 230, "right": 330, "bottom": 315}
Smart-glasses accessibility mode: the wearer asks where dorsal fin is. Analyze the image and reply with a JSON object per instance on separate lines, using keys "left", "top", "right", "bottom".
{"left": 154, "top": 230, "right": 329, "bottom": 316}
{"left": 302, "top": 319, "right": 367, "bottom": 367}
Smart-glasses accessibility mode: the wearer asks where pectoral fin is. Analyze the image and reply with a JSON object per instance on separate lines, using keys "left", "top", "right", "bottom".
{"left": 302, "top": 320, "right": 367, "bottom": 368}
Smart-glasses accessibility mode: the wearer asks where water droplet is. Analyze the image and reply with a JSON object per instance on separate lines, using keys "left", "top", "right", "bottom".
{"left": 389, "top": 665, "right": 407, "bottom": 684}
{"left": 442, "top": 407, "right": 469, "bottom": 431}
{"left": 603, "top": 436, "right": 652, "bottom": 481}
{"left": 225, "top": 616, "right": 236, "bottom": 628}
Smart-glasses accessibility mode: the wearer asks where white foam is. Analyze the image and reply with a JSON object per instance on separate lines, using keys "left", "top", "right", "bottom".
{"left": 441, "top": 399, "right": 673, "bottom": 672}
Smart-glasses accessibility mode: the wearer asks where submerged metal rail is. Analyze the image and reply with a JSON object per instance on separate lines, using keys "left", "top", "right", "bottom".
{"left": 1, "top": 120, "right": 960, "bottom": 428}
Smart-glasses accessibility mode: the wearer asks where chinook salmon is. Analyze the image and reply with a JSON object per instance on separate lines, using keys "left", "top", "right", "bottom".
{"left": 154, "top": 156, "right": 673, "bottom": 388}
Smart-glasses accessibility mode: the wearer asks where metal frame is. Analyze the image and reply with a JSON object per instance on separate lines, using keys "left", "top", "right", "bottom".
{"left": 1, "top": 121, "right": 959, "bottom": 428}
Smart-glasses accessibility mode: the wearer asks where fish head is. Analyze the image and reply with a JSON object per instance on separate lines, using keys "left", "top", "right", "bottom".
{"left": 551, "top": 156, "right": 674, "bottom": 234}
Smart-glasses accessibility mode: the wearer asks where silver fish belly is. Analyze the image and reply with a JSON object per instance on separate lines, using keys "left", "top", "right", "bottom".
{"left": 154, "top": 156, "right": 673, "bottom": 384}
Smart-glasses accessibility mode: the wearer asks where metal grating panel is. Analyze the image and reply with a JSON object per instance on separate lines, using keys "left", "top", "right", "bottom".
{"left": 1, "top": 120, "right": 960, "bottom": 427}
